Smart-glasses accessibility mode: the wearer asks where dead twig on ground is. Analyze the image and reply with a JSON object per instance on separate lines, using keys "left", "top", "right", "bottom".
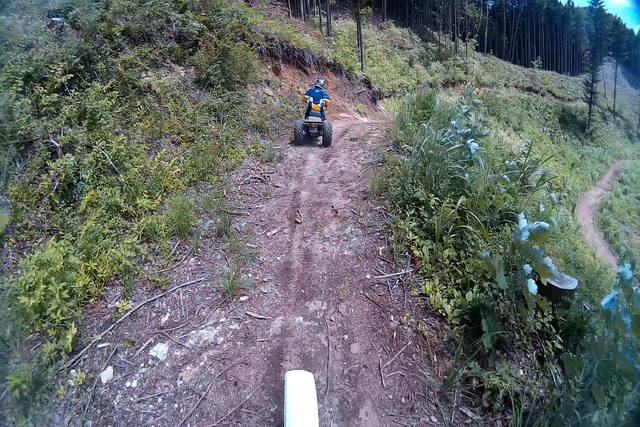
{"left": 135, "top": 338, "right": 154, "bottom": 357}
{"left": 135, "top": 390, "right": 173, "bottom": 402}
{"left": 158, "top": 331, "right": 191, "bottom": 350}
{"left": 372, "top": 269, "right": 414, "bottom": 280}
{"left": 97, "top": 147, "right": 120, "bottom": 175}
{"left": 361, "top": 291, "right": 390, "bottom": 311}
{"left": 179, "top": 356, "right": 246, "bottom": 426}
{"left": 378, "top": 355, "right": 386, "bottom": 389}
{"left": 324, "top": 315, "right": 331, "bottom": 406}
{"left": 245, "top": 311, "right": 271, "bottom": 320}
{"left": 64, "top": 278, "right": 205, "bottom": 370}
{"left": 150, "top": 321, "right": 189, "bottom": 334}
{"left": 84, "top": 347, "right": 117, "bottom": 420}
{"left": 383, "top": 341, "right": 412, "bottom": 370}
{"left": 150, "top": 252, "right": 191, "bottom": 275}
{"left": 207, "top": 388, "right": 258, "bottom": 426}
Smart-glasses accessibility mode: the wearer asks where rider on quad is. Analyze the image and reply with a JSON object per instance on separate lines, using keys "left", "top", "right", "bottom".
{"left": 303, "top": 77, "right": 331, "bottom": 120}
{"left": 294, "top": 77, "right": 334, "bottom": 147}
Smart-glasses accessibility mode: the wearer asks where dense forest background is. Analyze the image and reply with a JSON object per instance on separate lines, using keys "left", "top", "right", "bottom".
{"left": 286, "top": 0, "right": 640, "bottom": 77}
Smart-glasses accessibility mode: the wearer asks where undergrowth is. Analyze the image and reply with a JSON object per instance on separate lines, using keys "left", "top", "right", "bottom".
{"left": 0, "top": 0, "right": 299, "bottom": 419}
{"left": 386, "top": 88, "right": 640, "bottom": 423}
{"left": 600, "top": 161, "right": 640, "bottom": 269}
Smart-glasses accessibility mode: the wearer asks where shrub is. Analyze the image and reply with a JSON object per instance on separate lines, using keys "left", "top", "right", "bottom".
{"left": 165, "top": 195, "right": 196, "bottom": 238}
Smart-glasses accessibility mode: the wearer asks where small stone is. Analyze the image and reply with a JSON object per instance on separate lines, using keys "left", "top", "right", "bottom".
{"left": 330, "top": 317, "right": 336, "bottom": 322}
{"left": 100, "top": 366, "right": 113, "bottom": 384}
{"left": 216, "top": 336, "right": 224, "bottom": 345}
{"left": 430, "top": 415, "right": 438, "bottom": 423}
{"left": 350, "top": 343, "right": 362, "bottom": 354}
{"left": 239, "top": 296, "right": 249, "bottom": 302}
{"left": 97, "top": 343, "right": 111, "bottom": 349}
{"left": 161, "top": 312, "right": 171, "bottom": 326}
{"left": 131, "top": 380, "right": 138, "bottom": 388}
{"left": 149, "top": 342, "right": 169, "bottom": 361}
{"left": 125, "top": 381, "right": 131, "bottom": 388}
{"left": 295, "top": 316, "right": 304, "bottom": 323}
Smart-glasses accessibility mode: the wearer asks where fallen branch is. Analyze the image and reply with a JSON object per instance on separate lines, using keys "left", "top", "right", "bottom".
{"left": 245, "top": 311, "right": 271, "bottom": 320}
{"left": 179, "top": 355, "right": 245, "bottom": 426}
{"left": 63, "top": 278, "right": 205, "bottom": 370}
{"left": 378, "top": 355, "right": 386, "bottom": 389}
{"left": 372, "top": 269, "right": 414, "bottom": 280}
{"left": 135, "top": 338, "right": 154, "bottom": 357}
{"left": 158, "top": 331, "right": 191, "bottom": 350}
{"left": 208, "top": 388, "right": 258, "bottom": 426}
{"left": 361, "top": 291, "right": 389, "bottom": 311}
{"left": 383, "top": 341, "right": 412, "bottom": 370}
{"left": 84, "top": 347, "right": 117, "bottom": 419}
{"left": 324, "top": 315, "right": 331, "bottom": 406}
{"left": 97, "top": 147, "right": 120, "bottom": 175}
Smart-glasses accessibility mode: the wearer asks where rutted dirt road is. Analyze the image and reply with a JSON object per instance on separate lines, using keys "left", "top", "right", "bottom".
{"left": 575, "top": 160, "right": 629, "bottom": 270}
{"left": 53, "top": 112, "right": 451, "bottom": 426}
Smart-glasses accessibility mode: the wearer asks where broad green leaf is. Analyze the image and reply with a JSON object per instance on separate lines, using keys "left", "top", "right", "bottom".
{"left": 591, "top": 380, "right": 607, "bottom": 406}
{"left": 560, "top": 353, "right": 584, "bottom": 379}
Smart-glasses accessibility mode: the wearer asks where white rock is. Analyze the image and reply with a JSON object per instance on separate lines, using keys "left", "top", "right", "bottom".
{"left": 125, "top": 381, "right": 131, "bottom": 388}
{"left": 295, "top": 316, "right": 304, "bottom": 324}
{"left": 161, "top": 312, "right": 171, "bottom": 326}
{"left": 239, "top": 296, "right": 249, "bottom": 302}
{"left": 216, "top": 336, "right": 224, "bottom": 345}
{"left": 149, "top": 342, "right": 169, "bottom": 361}
{"left": 100, "top": 366, "right": 114, "bottom": 384}
{"left": 97, "top": 343, "right": 111, "bottom": 348}
{"left": 131, "top": 379, "right": 138, "bottom": 388}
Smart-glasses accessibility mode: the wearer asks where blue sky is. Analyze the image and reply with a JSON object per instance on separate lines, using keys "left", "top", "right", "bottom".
{"left": 569, "top": 0, "right": 640, "bottom": 33}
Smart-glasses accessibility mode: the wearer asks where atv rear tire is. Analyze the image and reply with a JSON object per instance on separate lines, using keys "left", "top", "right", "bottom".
{"left": 322, "top": 121, "right": 333, "bottom": 147}
{"left": 294, "top": 120, "right": 306, "bottom": 145}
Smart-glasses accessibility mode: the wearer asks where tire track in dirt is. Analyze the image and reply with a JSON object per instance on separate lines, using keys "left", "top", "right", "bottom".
{"left": 51, "top": 113, "right": 449, "bottom": 427}
{"left": 238, "top": 115, "right": 433, "bottom": 426}
{"left": 575, "top": 160, "right": 630, "bottom": 270}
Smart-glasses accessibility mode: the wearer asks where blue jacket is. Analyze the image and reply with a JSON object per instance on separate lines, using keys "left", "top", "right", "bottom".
{"left": 304, "top": 87, "right": 331, "bottom": 105}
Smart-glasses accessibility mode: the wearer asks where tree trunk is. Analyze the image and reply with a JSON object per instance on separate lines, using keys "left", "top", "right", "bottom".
{"left": 318, "top": 0, "right": 323, "bottom": 35}
{"left": 613, "top": 58, "right": 618, "bottom": 117}
{"left": 483, "top": 0, "right": 489, "bottom": 54}
{"left": 355, "top": 0, "right": 366, "bottom": 72}
{"left": 325, "top": 0, "right": 332, "bottom": 37}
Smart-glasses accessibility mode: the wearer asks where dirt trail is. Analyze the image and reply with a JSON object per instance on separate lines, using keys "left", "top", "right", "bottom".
{"left": 575, "top": 160, "right": 629, "bottom": 270}
{"left": 52, "top": 111, "right": 450, "bottom": 426}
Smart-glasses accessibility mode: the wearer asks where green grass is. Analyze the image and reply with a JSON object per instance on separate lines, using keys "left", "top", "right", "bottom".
{"left": 600, "top": 161, "right": 640, "bottom": 268}
{"left": 477, "top": 91, "right": 639, "bottom": 303}
{"left": 330, "top": 19, "right": 432, "bottom": 96}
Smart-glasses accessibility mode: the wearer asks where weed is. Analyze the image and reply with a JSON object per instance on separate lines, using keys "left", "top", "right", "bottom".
{"left": 166, "top": 195, "right": 196, "bottom": 238}
{"left": 220, "top": 268, "right": 247, "bottom": 297}
{"left": 215, "top": 212, "right": 233, "bottom": 239}
{"left": 260, "top": 144, "right": 285, "bottom": 164}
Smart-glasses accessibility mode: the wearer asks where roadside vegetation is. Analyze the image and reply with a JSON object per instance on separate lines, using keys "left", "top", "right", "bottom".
{"left": 0, "top": 0, "right": 302, "bottom": 418}
{"left": 600, "top": 161, "right": 640, "bottom": 268}
{"left": 383, "top": 86, "right": 639, "bottom": 424}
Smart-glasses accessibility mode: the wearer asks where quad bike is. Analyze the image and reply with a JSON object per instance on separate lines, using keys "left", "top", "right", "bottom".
{"left": 293, "top": 110, "right": 333, "bottom": 148}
